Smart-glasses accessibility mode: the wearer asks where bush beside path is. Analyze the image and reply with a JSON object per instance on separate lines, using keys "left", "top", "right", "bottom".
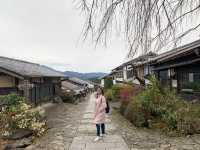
{"left": 111, "top": 107, "right": 200, "bottom": 150}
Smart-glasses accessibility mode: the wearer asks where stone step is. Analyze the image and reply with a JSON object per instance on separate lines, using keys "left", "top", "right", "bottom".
{"left": 69, "top": 135, "right": 129, "bottom": 150}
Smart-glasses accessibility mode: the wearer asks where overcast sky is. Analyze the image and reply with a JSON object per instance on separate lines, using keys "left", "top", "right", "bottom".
{"left": 0, "top": 0, "right": 129, "bottom": 73}
{"left": 1, "top": 0, "right": 200, "bottom": 73}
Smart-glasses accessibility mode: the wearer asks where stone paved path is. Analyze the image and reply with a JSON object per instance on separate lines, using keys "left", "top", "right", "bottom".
{"left": 26, "top": 98, "right": 87, "bottom": 150}
{"left": 69, "top": 94, "right": 129, "bottom": 150}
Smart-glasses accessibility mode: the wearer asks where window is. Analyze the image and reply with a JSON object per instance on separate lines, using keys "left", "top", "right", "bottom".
{"left": 159, "top": 70, "right": 168, "bottom": 80}
{"left": 189, "top": 73, "right": 194, "bottom": 82}
{"left": 144, "top": 66, "right": 149, "bottom": 75}
{"left": 194, "top": 73, "right": 200, "bottom": 82}
{"left": 180, "top": 72, "right": 200, "bottom": 91}
{"left": 159, "top": 70, "right": 170, "bottom": 87}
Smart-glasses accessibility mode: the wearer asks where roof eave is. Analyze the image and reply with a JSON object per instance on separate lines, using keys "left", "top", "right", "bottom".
{"left": 0, "top": 67, "right": 24, "bottom": 79}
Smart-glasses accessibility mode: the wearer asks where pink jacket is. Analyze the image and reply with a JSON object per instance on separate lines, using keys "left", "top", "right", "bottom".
{"left": 93, "top": 95, "right": 107, "bottom": 124}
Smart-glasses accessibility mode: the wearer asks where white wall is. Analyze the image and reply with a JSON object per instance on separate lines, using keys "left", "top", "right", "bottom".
{"left": 123, "top": 66, "right": 127, "bottom": 81}
{"left": 101, "top": 79, "right": 105, "bottom": 87}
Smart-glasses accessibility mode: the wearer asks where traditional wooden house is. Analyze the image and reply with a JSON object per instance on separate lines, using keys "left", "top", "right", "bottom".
{"left": 0, "top": 56, "right": 65, "bottom": 104}
{"left": 112, "top": 52, "right": 156, "bottom": 85}
{"left": 62, "top": 77, "right": 97, "bottom": 95}
{"left": 101, "top": 64, "right": 127, "bottom": 86}
{"left": 100, "top": 74, "right": 111, "bottom": 87}
{"left": 123, "top": 52, "right": 156, "bottom": 85}
{"left": 151, "top": 39, "right": 200, "bottom": 94}
{"left": 62, "top": 79, "right": 84, "bottom": 94}
{"left": 111, "top": 65, "right": 124, "bottom": 84}
{"left": 62, "top": 77, "right": 87, "bottom": 95}
{"left": 103, "top": 52, "right": 157, "bottom": 86}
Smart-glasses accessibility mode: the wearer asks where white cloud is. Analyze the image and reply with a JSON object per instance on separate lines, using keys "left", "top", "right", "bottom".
{"left": 0, "top": 0, "right": 128, "bottom": 73}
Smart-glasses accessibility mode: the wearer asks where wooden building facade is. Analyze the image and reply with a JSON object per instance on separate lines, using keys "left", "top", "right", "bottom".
{"left": 151, "top": 39, "right": 200, "bottom": 93}
{"left": 0, "top": 56, "right": 65, "bottom": 104}
{"left": 106, "top": 39, "right": 200, "bottom": 101}
{"left": 112, "top": 52, "right": 157, "bottom": 85}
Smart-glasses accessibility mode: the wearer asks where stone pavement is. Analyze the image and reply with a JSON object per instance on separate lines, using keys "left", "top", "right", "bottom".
{"left": 69, "top": 94, "right": 129, "bottom": 150}
{"left": 25, "top": 100, "right": 87, "bottom": 150}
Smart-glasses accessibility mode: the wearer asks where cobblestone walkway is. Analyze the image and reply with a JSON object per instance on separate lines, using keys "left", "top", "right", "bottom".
{"left": 26, "top": 98, "right": 87, "bottom": 150}
{"left": 69, "top": 94, "right": 129, "bottom": 150}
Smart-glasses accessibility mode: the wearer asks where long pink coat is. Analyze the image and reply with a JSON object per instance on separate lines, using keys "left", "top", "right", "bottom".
{"left": 93, "top": 95, "right": 107, "bottom": 124}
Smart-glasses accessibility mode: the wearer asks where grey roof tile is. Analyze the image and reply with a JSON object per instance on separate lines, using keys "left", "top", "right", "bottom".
{"left": 0, "top": 56, "right": 65, "bottom": 77}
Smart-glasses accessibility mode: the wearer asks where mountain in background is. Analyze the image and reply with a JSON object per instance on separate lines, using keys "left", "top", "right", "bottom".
{"left": 63, "top": 71, "right": 107, "bottom": 81}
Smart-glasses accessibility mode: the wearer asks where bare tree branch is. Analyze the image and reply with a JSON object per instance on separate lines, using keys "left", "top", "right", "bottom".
{"left": 78, "top": 0, "right": 200, "bottom": 57}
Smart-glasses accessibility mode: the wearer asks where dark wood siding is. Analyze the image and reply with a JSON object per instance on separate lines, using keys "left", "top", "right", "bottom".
{"left": 177, "top": 62, "right": 200, "bottom": 91}
{"left": 127, "top": 69, "right": 134, "bottom": 79}
{"left": 29, "top": 77, "right": 59, "bottom": 104}
{"left": 158, "top": 69, "right": 170, "bottom": 87}
{"left": 154, "top": 58, "right": 200, "bottom": 92}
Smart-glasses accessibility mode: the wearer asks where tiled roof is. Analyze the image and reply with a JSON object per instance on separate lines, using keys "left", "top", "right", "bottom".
{"left": 112, "top": 52, "right": 157, "bottom": 71}
{"left": 0, "top": 56, "right": 65, "bottom": 78}
{"left": 152, "top": 39, "right": 200, "bottom": 63}
{"left": 62, "top": 80, "right": 83, "bottom": 91}
{"left": 68, "top": 77, "right": 89, "bottom": 85}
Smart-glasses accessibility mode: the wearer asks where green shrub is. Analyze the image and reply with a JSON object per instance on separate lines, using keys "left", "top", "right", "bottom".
{"left": 111, "top": 84, "right": 123, "bottom": 101}
{"left": 183, "top": 82, "right": 200, "bottom": 91}
{"left": 120, "top": 75, "right": 200, "bottom": 135}
{"left": 0, "top": 94, "right": 47, "bottom": 137}
{"left": 176, "top": 103, "right": 200, "bottom": 135}
{"left": 105, "top": 89, "right": 114, "bottom": 101}
{"left": 123, "top": 99, "right": 147, "bottom": 127}
{"left": 104, "top": 78, "right": 113, "bottom": 89}
{"left": 0, "top": 93, "right": 25, "bottom": 108}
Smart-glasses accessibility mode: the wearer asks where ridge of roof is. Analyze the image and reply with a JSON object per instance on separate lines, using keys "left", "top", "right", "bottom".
{"left": 0, "top": 56, "right": 39, "bottom": 66}
{"left": 153, "top": 39, "right": 200, "bottom": 61}
{"left": 0, "top": 56, "right": 65, "bottom": 77}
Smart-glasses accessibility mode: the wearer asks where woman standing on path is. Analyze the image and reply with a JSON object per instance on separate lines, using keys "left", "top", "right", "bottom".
{"left": 93, "top": 87, "right": 107, "bottom": 142}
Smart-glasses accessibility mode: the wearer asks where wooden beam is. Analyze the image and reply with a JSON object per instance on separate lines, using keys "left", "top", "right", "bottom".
{"left": 153, "top": 58, "right": 200, "bottom": 71}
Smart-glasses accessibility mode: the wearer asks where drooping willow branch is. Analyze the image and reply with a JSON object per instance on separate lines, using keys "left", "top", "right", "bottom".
{"left": 77, "top": 0, "right": 200, "bottom": 57}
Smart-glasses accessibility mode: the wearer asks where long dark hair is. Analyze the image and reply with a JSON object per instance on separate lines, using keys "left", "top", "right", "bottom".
{"left": 97, "top": 87, "right": 104, "bottom": 95}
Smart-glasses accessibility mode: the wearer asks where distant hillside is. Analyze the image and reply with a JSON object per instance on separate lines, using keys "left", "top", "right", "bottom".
{"left": 63, "top": 71, "right": 107, "bottom": 80}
